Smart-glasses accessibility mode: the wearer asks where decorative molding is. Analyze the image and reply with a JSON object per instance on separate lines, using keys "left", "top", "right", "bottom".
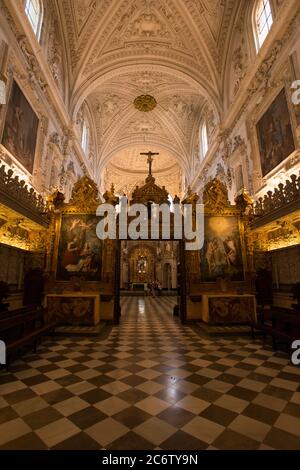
{"left": 133, "top": 94, "right": 157, "bottom": 112}
{"left": 67, "top": 175, "right": 100, "bottom": 212}
{"left": 202, "top": 178, "right": 233, "bottom": 214}
{"left": 0, "top": 213, "right": 46, "bottom": 251}
{"left": 131, "top": 173, "right": 169, "bottom": 205}
{"left": 0, "top": 163, "right": 49, "bottom": 227}
{"left": 254, "top": 172, "right": 300, "bottom": 218}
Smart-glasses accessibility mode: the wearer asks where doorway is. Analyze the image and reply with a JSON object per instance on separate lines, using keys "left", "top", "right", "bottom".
{"left": 114, "top": 240, "right": 186, "bottom": 323}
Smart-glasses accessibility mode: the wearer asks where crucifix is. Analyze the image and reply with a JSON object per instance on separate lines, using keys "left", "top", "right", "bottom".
{"left": 140, "top": 151, "right": 159, "bottom": 177}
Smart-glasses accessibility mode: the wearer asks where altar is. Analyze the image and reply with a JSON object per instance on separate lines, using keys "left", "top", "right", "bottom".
{"left": 184, "top": 179, "right": 255, "bottom": 324}
{"left": 45, "top": 293, "right": 101, "bottom": 326}
{"left": 131, "top": 283, "right": 147, "bottom": 291}
{"left": 201, "top": 294, "right": 256, "bottom": 325}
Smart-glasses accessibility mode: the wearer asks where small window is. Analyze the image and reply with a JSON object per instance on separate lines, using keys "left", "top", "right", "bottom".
{"left": 81, "top": 121, "right": 89, "bottom": 154}
{"left": 25, "top": 0, "right": 43, "bottom": 41}
{"left": 0, "top": 79, "right": 6, "bottom": 105}
{"left": 200, "top": 121, "right": 208, "bottom": 159}
{"left": 254, "top": 0, "right": 273, "bottom": 50}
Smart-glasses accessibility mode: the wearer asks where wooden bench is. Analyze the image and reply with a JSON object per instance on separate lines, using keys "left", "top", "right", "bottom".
{"left": 251, "top": 306, "right": 300, "bottom": 351}
{"left": 0, "top": 305, "right": 38, "bottom": 320}
{"left": 271, "top": 311, "right": 300, "bottom": 351}
{"left": 0, "top": 308, "right": 56, "bottom": 369}
{"left": 250, "top": 306, "right": 275, "bottom": 345}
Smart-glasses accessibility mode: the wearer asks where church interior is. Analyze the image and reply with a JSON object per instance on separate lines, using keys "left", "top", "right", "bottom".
{"left": 0, "top": 0, "right": 300, "bottom": 452}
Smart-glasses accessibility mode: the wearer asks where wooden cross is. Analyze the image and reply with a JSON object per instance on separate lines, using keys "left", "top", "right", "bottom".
{"left": 140, "top": 151, "right": 159, "bottom": 176}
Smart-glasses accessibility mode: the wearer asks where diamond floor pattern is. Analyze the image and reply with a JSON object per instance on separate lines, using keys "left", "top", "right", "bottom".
{"left": 0, "top": 297, "right": 300, "bottom": 450}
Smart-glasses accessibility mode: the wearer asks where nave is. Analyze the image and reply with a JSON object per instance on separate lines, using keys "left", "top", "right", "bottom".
{"left": 0, "top": 297, "right": 300, "bottom": 450}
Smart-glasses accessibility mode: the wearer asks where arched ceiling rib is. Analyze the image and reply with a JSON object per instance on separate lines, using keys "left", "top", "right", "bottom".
{"left": 56, "top": 0, "right": 241, "bottom": 193}
{"left": 59, "top": 0, "right": 239, "bottom": 85}
{"left": 87, "top": 68, "right": 205, "bottom": 174}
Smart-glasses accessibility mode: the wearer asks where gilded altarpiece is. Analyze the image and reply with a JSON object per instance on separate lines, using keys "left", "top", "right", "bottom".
{"left": 185, "top": 179, "right": 255, "bottom": 324}
{"left": 45, "top": 176, "right": 119, "bottom": 324}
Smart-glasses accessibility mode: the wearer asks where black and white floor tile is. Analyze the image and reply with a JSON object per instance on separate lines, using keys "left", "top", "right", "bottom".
{"left": 0, "top": 297, "right": 300, "bottom": 450}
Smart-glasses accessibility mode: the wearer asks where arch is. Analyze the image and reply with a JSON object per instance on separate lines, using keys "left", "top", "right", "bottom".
{"left": 76, "top": 100, "right": 96, "bottom": 160}
{"left": 99, "top": 104, "right": 188, "bottom": 162}
{"left": 70, "top": 62, "right": 222, "bottom": 122}
{"left": 71, "top": 62, "right": 220, "bottom": 187}
{"left": 24, "top": 0, "right": 44, "bottom": 41}
{"left": 47, "top": 1, "right": 71, "bottom": 106}
{"left": 221, "top": 1, "right": 249, "bottom": 111}
{"left": 81, "top": 120, "right": 89, "bottom": 155}
{"left": 199, "top": 120, "right": 208, "bottom": 161}
{"left": 71, "top": 0, "right": 220, "bottom": 96}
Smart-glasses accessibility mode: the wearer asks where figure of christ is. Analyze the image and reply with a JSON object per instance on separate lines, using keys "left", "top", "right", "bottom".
{"left": 140, "top": 151, "right": 159, "bottom": 176}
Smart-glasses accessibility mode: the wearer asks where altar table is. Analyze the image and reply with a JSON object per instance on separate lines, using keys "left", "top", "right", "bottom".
{"left": 201, "top": 294, "right": 256, "bottom": 325}
{"left": 45, "top": 293, "right": 100, "bottom": 325}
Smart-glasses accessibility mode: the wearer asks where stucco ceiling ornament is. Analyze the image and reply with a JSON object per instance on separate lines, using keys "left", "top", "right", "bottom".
{"left": 129, "top": 71, "right": 166, "bottom": 89}
{"left": 76, "top": 0, "right": 97, "bottom": 29}
{"left": 127, "top": 10, "right": 170, "bottom": 39}
{"left": 134, "top": 94, "right": 157, "bottom": 112}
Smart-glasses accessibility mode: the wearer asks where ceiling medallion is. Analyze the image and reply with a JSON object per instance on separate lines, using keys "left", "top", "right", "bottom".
{"left": 134, "top": 94, "right": 157, "bottom": 112}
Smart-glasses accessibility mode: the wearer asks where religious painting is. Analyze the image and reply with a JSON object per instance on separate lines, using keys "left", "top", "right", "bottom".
{"left": 201, "top": 216, "right": 244, "bottom": 282}
{"left": 1, "top": 80, "right": 39, "bottom": 174}
{"left": 256, "top": 88, "right": 295, "bottom": 177}
{"left": 56, "top": 214, "right": 102, "bottom": 281}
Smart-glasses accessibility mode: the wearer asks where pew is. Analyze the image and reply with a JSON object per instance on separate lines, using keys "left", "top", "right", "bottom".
{"left": 0, "top": 307, "right": 56, "bottom": 369}
{"left": 0, "top": 305, "right": 38, "bottom": 320}
{"left": 251, "top": 305, "right": 300, "bottom": 352}
{"left": 271, "top": 311, "right": 300, "bottom": 350}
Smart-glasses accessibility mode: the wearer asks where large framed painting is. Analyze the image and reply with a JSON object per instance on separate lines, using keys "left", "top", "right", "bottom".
{"left": 1, "top": 80, "right": 39, "bottom": 174}
{"left": 201, "top": 216, "right": 244, "bottom": 282}
{"left": 56, "top": 214, "right": 103, "bottom": 281}
{"left": 256, "top": 88, "right": 295, "bottom": 177}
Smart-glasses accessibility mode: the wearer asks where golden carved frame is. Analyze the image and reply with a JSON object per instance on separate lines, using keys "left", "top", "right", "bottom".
{"left": 186, "top": 179, "right": 253, "bottom": 295}
{"left": 46, "top": 176, "right": 117, "bottom": 293}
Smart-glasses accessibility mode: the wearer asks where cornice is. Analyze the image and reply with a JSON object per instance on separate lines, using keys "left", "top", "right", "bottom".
{"left": 109, "top": 162, "right": 179, "bottom": 175}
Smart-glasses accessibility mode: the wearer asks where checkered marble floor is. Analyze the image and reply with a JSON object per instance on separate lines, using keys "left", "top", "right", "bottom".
{"left": 1, "top": 296, "right": 300, "bottom": 450}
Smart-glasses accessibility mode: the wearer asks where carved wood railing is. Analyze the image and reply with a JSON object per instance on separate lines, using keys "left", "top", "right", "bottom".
{"left": 254, "top": 172, "right": 300, "bottom": 218}
{"left": 0, "top": 164, "right": 49, "bottom": 226}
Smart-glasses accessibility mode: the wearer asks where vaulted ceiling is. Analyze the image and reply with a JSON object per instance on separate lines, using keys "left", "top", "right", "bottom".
{"left": 88, "top": 70, "right": 204, "bottom": 170}
{"left": 56, "top": 0, "right": 240, "bottom": 194}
